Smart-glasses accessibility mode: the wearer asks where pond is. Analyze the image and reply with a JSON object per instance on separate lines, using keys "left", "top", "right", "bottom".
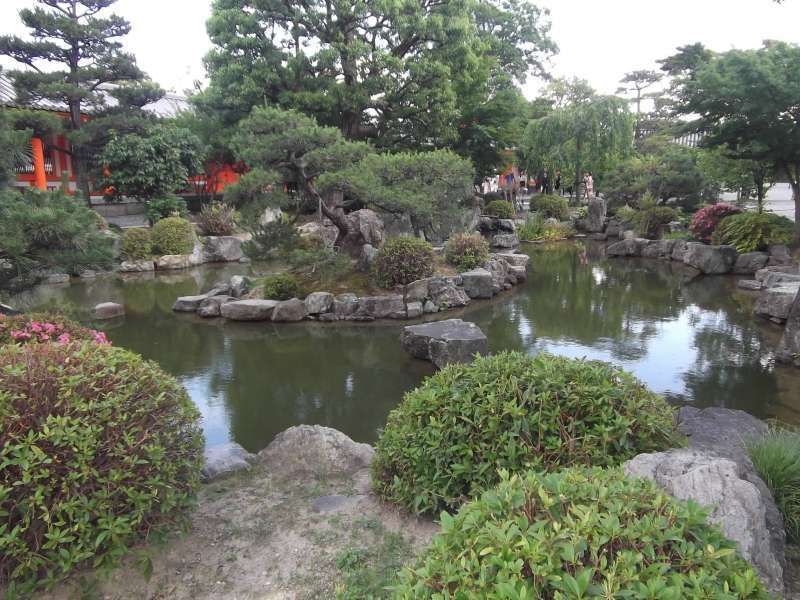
{"left": 10, "top": 241, "right": 800, "bottom": 453}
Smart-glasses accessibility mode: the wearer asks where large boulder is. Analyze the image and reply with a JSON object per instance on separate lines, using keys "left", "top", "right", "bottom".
{"left": 768, "top": 244, "right": 793, "bottom": 266}
{"left": 342, "top": 209, "right": 385, "bottom": 251}
{"left": 670, "top": 239, "right": 690, "bottom": 262}
{"left": 485, "top": 257, "right": 513, "bottom": 292}
{"left": 298, "top": 220, "right": 339, "bottom": 248}
{"left": 606, "top": 238, "right": 647, "bottom": 257}
{"left": 229, "top": 275, "right": 250, "bottom": 298}
{"left": 259, "top": 425, "right": 374, "bottom": 479}
{"left": 641, "top": 239, "right": 677, "bottom": 259}
{"left": 94, "top": 302, "right": 124, "bottom": 319}
{"left": 734, "top": 252, "right": 770, "bottom": 275}
{"left": 777, "top": 288, "right": 800, "bottom": 367}
{"left": 304, "top": 291, "right": 334, "bottom": 316}
{"left": 156, "top": 254, "right": 192, "bottom": 270}
{"left": 221, "top": 299, "right": 279, "bottom": 321}
{"left": 201, "top": 236, "right": 244, "bottom": 263}
{"left": 202, "top": 443, "right": 257, "bottom": 482}
{"left": 460, "top": 268, "right": 494, "bottom": 299}
{"left": 358, "top": 243, "right": 378, "bottom": 271}
{"left": 585, "top": 197, "right": 606, "bottom": 233}
{"left": 682, "top": 243, "right": 738, "bottom": 274}
{"left": 403, "top": 278, "right": 431, "bottom": 303}
{"left": 271, "top": 298, "right": 308, "bottom": 322}
{"left": 172, "top": 294, "right": 209, "bottom": 312}
{"left": 355, "top": 294, "right": 406, "bottom": 319}
{"left": 490, "top": 233, "right": 519, "bottom": 249}
{"left": 491, "top": 252, "right": 530, "bottom": 269}
{"left": 754, "top": 283, "right": 800, "bottom": 323}
{"left": 333, "top": 293, "right": 359, "bottom": 319}
{"left": 119, "top": 259, "right": 154, "bottom": 273}
{"left": 756, "top": 267, "right": 800, "bottom": 289}
{"left": 428, "top": 277, "right": 470, "bottom": 309}
{"left": 197, "top": 295, "right": 234, "bottom": 318}
{"left": 401, "top": 319, "right": 488, "bottom": 369}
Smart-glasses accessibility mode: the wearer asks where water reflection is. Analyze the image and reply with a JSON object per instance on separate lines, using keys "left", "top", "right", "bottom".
{"left": 10, "top": 243, "right": 800, "bottom": 451}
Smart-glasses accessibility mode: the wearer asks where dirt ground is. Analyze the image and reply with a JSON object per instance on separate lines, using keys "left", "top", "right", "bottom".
{"left": 37, "top": 465, "right": 437, "bottom": 600}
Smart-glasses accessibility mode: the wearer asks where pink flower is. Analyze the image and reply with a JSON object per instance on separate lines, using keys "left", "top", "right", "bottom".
{"left": 10, "top": 330, "right": 31, "bottom": 341}
{"left": 57, "top": 333, "right": 71, "bottom": 344}
{"left": 92, "top": 330, "right": 110, "bottom": 345}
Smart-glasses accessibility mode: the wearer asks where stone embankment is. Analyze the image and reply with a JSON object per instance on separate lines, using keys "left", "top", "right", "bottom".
{"left": 120, "top": 235, "right": 248, "bottom": 273}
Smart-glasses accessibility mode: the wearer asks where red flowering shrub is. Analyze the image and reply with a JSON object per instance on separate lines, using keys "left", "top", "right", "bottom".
{"left": 0, "top": 313, "right": 109, "bottom": 347}
{"left": 689, "top": 203, "right": 742, "bottom": 243}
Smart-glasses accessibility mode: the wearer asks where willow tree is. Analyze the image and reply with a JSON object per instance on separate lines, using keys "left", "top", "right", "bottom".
{"left": 521, "top": 81, "right": 634, "bottom": 198}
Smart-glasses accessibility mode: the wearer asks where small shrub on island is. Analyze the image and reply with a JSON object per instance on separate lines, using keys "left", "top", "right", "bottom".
{"left": 394, "top": 468, "right": 768, "bottom": 598}
{"left": 120, "top": 227, "right": 153, "bottom": 260}
{"left": 372, "top": 236, "right": 434, "bottom": 287}
{"left": 531, "top": 194, "right": 569, "bottom": 220}
{"left": 151, "top": 216, "right": 195, "bottom": 256}
{"left": 198, "top": 202, "right": 239, "bottom": 236}
{"left": 0, "top": 312, "right": 108, "bottom": 346}
{"left": 689, "top": 203, "right": 742, "bottom": 243}
{"left": 714, "top": 211, "right": 794, "bottom": 253}
{"left": 0, "top": 342, "right": 203, "bottom": 592}
{"left": 371, "top": 351, "right": 678, "bottom": 514}
{"left": 145, "top": 196, "right": 188, "bottom": 225}
{"left": 635, "top": 205, "right": 678, "bottom": 239}
{"left": 263, "top": 272, "right": 301, "bottom": 300}
{"left": 444, "top": 233, "right": 490, "bottom": 271}
{"left": 483, "top": 200, "right": 515, "bottom": 219}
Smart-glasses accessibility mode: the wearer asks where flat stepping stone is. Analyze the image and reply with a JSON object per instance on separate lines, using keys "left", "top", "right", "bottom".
{"left": 401, "top": 318, "right": 488, "bottom": 369}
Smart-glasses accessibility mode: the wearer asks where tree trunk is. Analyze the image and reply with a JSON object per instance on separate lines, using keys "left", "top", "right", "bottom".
{"left": 574, "top": 137, "right": 582, "bottom": 205}
{"left": 792, "top": 181, "right": 800, "bottom": 244}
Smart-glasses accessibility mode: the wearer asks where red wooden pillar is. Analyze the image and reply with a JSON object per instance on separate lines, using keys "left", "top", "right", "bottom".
{"left": 31, "top": 137, "right": 47, "bottom": 190}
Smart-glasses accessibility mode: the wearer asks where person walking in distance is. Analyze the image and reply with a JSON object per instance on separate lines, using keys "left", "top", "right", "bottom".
{"left": 583, "top": 171, "right": 594, "bottom": 201}
{"left": 541, "top": 170, "right": 550, "bottom": 195}
{"left": 554, "top": 170, "right": 562, "bottom": 195}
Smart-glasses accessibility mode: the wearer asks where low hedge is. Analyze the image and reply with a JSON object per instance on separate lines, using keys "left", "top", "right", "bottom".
{"left": 371, "top": 351, "right": 678, "bottom": 514}
{"left": 484, "top": 200, "right": 515, "bottom": 219}
{"left": 372, "top": 236, "right": 434, "bottom": 287}
{"left": 0, "top": 342, "right": 203, "bottom": 592}
{"left": 394, "top": 468, "right": 767, "bottom": 598}
{"left": 263, "top": 272, "right": 301, "bottom": 300}
{"left": 444, "top": 233, "right": 490, "bottom": 271}
{"left": 531, "top": 194, "right": 569, "bottom": 220}
{"left": 120, "top": 227, "right": 153, "bottom": 260}
{"left": 0, "top": 312, "right": 108, "bottom": 346}
{"left": 151, "top": 216, "right": 195, "bottom": 256}
{"left": 715, "top": 211, "right": 794, "bottom": 253}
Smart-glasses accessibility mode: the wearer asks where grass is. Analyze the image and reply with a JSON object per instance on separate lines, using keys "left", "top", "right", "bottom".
{"left": 747, "top": 427, "right": 800, "bottom": 543}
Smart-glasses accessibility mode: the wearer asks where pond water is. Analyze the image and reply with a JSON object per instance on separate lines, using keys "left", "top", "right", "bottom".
{"left": 10, "top": 241, "right": 800, "bottom": 452}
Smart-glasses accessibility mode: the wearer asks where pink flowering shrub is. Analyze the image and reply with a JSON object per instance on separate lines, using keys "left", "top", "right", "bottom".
{"left": 689, "top": 203, "right": 742, "bottom": 243}
{"left": 0, "top": 313, "right": 110, "bottom": 347}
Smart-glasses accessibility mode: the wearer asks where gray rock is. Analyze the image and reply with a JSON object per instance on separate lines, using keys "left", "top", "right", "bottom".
{"left": 641, "top": 239, "right": 677, "bottom": 259}
{"left": 671, "top": 239, "right": 690, "bottom": 262}
{"left": 355, "top": 295, "right": 406, "bottom": 319}
{"left": 45, "top": 273, "right": 70, "bottom": 284}
{"left": 668, "top": 221, "right": 686, "bottom": 233}
{"left": 79, "top": 270, "right": 97, "bottom": 279}
{"left": 229, "top": 275, "right": 250, "bottom": 298}
{"left": 259, "top": 425, "right": 374, "bottom": 479}
{"left": 586, "top": 197, "right": 607, "bottom": 233}
{"left": 423, "top": 300, "right": 438, "bottom": 314}
{"left": 622, "top": 230, "right": 635, "bottom": 240}
{"left": 94, "top": 302, "right": 124, "bottom": 319}
{"left": 757, "top": 268, "right": 800, "bottom": 289}
{"left": 406, "top": 301, "right": 424, "bottom": 318}
{"left": 358, "top": 243, "right": 378, "bottom": 271}
{"left": 172, "top": 295, "right": 209, "bottom": 312}
{"left": 492, "top": 252, "right": 530, "bottom": 269}
{"left": 343, "top": 209, "right": 385, "bottom": 251}
{"left": 311, "top": 494, "right": 360, "bottom": 514}
{"left": 737, "top": 279, "right": 763, "bottom": 291}
{"left": 734, "top": 252, "right": 770, "bottom": 275}
{"left": 0, "top": 303, "right": 20, "bottom": 316}
{"left": 205, "top": 283, "right": 231, "bottom": 298}
{"left": 587, "top": 232, "right": 607, "bottom": 241}
{"left": 156, "top": 254, "right": 191, "bottom": 270}
{"left": 221, "top": 299, "right": 279, "bottom": 321}
{"left": 197, "top": 295, "right": 234, "bottom": 318}
{"left": 496, "top": 219, "right": 516, "bottom": 233}
{"left": 460, "top": 268, "right": 494, "bottom": 299}
{"left": 508, "top": 265, "right": 527, "bottom": 282}
{"left": 484, "top": 257, "right": 513, "bottom": 292}
{"left": 401, "top": 319, "right": 488, "bottom": 369}
{"left": 201, "top": 442, "right": 256, "bottom": 482}
{"left": 119, "top": 259, "right": 155, "bottom": 273}
{"left": 298, "top": 220, "right": 339, "bottom": 248}
{"left": 682, "top": 243, "right": 738, "bottom": 274}
{"left": 491, "top": 233, "right": 520, "bottom": 249}
{"left": 606, "top": 238, "right": 646, "bottom": 257}
{"left": 768, "top": 244, "right": 793, "bottom": 266}
{"left": 202, "top": 236, "right": 244, "bottom": 263}
{"left": 755, "top": 283, "right": 800, "bottom": 322}
{"left": 333, "top": 293, "right": 359, "bottom": 318}
{"left": 272, "top": 298, "right": 308, "bottom": 322}
{"left": 428, "top": 277, "right": 470, "bottom": 309}
{"left": 304, "top": 291, "right": 334, "bottom": 315}
{"left": 777, "top": 287, "right": 800, "bottom": 367}
{"left": 404, "top": 278, "right": 431, "bottom": 303}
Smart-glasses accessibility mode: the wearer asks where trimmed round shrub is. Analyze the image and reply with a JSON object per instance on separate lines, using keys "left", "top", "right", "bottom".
{"left": 120, "top": 227, "right": 153, "bottom": 260}
{"left": 531, "top": 194, "right": 569, "bottom": 220}
{"left": 444, "top": 233, "right": 490, "bottom": 271}
{"left": 372, "top": 236, "right": 434, "bottom": 287}
{"left": 689, "top": 203, "right": 742, "bottom": 243}
{"left": 715, "top": 211, "right": 794, "bottom": 253}
{"left": 0, "top": 312, "right": 109, "bottom": 346}
{"left": 371, "top": 351, "right": 678, "bottom": 514}
{"left": 635, "top": 205, "right": 678, "bottom": 239}
{"left": 150, "top": 216, "right": 195, "bottom": 255}
{"left": 0, "top": 342, "right": 203, "bottom": 591}
{"left": 483, "top": 200, "right": 515, "bottom": 219}
{"left": 394, "top": 467, "right": 768, "bottom": 598}
{"left": 262, "top": 272, "right": 301, "bottom": 300}
{"left": 198, "top": 202, "right": 239, "bottom": 236}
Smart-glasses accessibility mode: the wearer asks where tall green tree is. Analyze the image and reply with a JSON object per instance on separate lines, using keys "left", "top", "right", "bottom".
{"left": 521, "top": 80, "right": 634, "bottom": 198}
{"left": 0, "top": 0, "right": 153, "bottom": 199}
{"left": 616, "top": 70, "right": 662, "bottom": 138}
{"left": 0, "top": 108, "right": 31, "bottom": 189}
{"left": 665, "top": 41, "right": 800, "bottom": 240}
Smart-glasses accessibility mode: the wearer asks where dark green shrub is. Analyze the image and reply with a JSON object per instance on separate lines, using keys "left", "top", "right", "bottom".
{"left": 371, "top": 351, "right": 678, "bottom": 514}
{"left": 0, "top": 189, "right": 113, "bottom": 276}
{"left": 715, "top": 212, "right": 794, "bottom": 253}
{"left": 444, "top": 233, "right": 490, "bottom": 271}
{"left": 517, "top": 213, "right": 545, "bottom": 241}
{"left": 121, "top": 227, "right": 153, "bottom": 260}
{"left": 748, "top": 427, "right": 800, "bottom": 543}
{"left": 243, "top": 217, "right": 300, "bottom": 259}
{"left": 0, "top": 312, "right": 109, "bottom": 346}
{"left": 198, "top": 202, "right": 239, "bottom": 236}
{"left": 531, "top": 194, "right": 569, "bottom": 220}
{"left": 145, "top": 196, "right": 188, "bottom": 225}
{"left": 372, "top": 236, "right": 434, "bottom": 287}
{"left": 263, "top": 273, "right": 301, "bottom": 300}
{"left": 150, "top": 216, "right": 195, "bottom": 256}
{"left": 483, "top": 200, "right": 515, "bottom": 219}
{"left": 394, "top": 468, "right": 767, "bottom": 598}
{"left": 635, "top": 205, "right": 678, "bottom": 239}
{"left": 0, "top": 342, "right": 203, "bottom": 592}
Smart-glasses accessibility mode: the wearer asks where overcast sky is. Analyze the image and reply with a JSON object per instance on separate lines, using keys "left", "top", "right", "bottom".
{"left": 1, "top": 0, "right": 799, "bottom": 97}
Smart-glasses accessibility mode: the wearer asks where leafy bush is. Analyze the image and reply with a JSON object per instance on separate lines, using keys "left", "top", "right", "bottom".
{"left": 444, "top": 233, "right": 489, "bottom": 271}
{"left": 517, "top": 213, "right": 545, "bottom": 241}
{"left": 483, "top": 200, "right": 515, "bottom": 219}
{"left": 243, "top": 217, "right": 300, "bottom": 259}
{"left": 145, "top": 196, "right": 188, "bottom": 225}
{"left": 541, "top": 221, "right": 575, "bottom": 241}
{"left": 371, "top": 351, "right": 678, "bottom": 514}
{"left": 0, "top": 342, "right": 203, "bottom": 592}
{"left": 689, "top": 203, "right": 742, "bottom": 243}
{"left": 0, "top": 313, "right": 109, "bottom": 347}
{"left": 198, "top": 202, "right": 239, "bottom": 236}
{"left": 120, "top": 227, "right": 153, "bottom": 260}
{"left": 531, "top": 194, "right": 569, "bottom": 220}
{"left": 0, "top": 189, "right": 114, "bottom": 277}
{"left": 635, "top": 205, "right": 678, "bottom": 239}
{"left": 150, "top": 216, "right": 195, "bottom": 256}
{"left": 394, "top": 468, "right": 768, "bottom": 598}
{"left": 372, "top": 236, "right": 434, "bottom": 287}
{"left": 613, "top": 204, "right": 638, "bottom": 225}
{"left": 748, "top": 427, "right": 800, "bottom": 543}
{"left": 263, "top": 273, "right": 301, "bottom": 300}
{"left": 715, "top": 212, "right": 794, "bottom": 253}
{"left": 287, "top": 239, "right": 352, "bottom": 287}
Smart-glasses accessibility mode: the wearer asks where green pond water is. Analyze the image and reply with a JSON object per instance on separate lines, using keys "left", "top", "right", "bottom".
{"left": 10, "top": 241, "right": 800, "bottom": 453}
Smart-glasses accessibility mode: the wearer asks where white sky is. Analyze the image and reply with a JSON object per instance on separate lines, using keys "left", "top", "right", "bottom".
{"left": 1, "top": 0, "right": 799, "bottom": 97}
